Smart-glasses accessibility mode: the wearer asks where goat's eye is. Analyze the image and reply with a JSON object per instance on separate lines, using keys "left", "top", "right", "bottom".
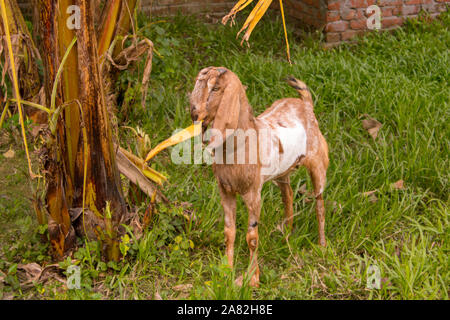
{"left": 212, "top": 87, "right": 220, "bottom": 92}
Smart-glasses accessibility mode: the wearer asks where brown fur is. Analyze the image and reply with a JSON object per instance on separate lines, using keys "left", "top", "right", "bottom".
{"left": 190, "top": 67, "right": 329, "bottom": 287}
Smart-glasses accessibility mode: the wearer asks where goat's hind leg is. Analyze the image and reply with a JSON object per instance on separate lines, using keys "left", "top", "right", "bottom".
{"left": 275, "top": 175, "right": 294, "bottom": 231}
{"left": 305, "top": 158, "right": 328, "bottom": 247}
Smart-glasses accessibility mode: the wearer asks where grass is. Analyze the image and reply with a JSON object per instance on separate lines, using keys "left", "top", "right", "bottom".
{"left": 0, "top": 9, "right": 448, "bottom": 299}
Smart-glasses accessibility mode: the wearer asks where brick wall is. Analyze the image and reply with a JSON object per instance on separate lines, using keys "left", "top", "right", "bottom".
{"left": 324, "top": 0, "right": 449, "bottom": 45}
{"left": 140, "top": 0, "right": 236, "bottom": 16}
{"left": 14, "top": 0, "right": 449, "bottom": 45}
{"left": 280, "top": 0, "right": 329, "bottom": 29}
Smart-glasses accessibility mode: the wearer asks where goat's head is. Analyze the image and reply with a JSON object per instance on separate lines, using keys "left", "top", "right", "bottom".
{"left": 190, "top": 67, "right": 245, "bottom": 148}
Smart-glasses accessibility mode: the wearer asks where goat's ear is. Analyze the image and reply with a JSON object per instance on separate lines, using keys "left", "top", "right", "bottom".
{"left": 210, "top": 83, "right": 240, "bottom": 149}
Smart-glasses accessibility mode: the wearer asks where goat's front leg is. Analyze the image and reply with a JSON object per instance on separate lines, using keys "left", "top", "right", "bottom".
{"left": 218, "top": 185, "right": 237, "bottom": 268}
{"left": 241, "top": 188, "right": 262, "bottom": 287}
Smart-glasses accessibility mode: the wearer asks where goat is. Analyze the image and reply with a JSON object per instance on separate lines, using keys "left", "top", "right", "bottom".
{"left": 189, "top": 67, "right": 329, "bottom": 287}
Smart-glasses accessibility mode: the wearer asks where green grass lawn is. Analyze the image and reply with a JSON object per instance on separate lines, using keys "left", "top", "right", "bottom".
{"left": 0, "top": 10, "right": 448, "bottom": 300}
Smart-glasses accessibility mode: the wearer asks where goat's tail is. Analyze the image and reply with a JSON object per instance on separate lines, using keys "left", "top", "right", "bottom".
{"left": 285, "top": 76, "right": 312, "bottom": 102}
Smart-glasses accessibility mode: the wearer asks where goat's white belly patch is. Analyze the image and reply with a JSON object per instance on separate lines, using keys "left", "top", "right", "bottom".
{"left": 260, "top": 121, "right": 307, "bottom": 181}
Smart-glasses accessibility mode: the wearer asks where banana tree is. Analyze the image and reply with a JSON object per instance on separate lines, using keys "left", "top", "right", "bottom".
{"left": 36, "top": 0, "right": 130, "bottom": 260}
{"left": 1, "top": 0, "right": 160, "bottom": 261}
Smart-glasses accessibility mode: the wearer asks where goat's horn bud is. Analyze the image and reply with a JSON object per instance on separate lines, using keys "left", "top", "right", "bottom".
{"left": 217, "top": 67, "right": 227, "bottom": 76}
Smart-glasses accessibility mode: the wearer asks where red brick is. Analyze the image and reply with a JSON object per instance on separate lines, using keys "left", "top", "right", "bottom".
{"left": 350, "top": 0, "right": 366, "bottom": 8}
{"left": 350, "top": 18, "right": 368, "bottom": 29}
{"left": 381, "top": 7, "right": 393, "bottom": 17}
{"left": 286, "top": 9, "right": 303, "bottom": 21}
{"left": 327, "top": 10, "right": 341, "bottom": 22}
{"left": 326, "top": 32, "right": 341, "bottom": 42}
{"left": 392, "top": 6, "right": 402, "bottom": 15}
{"left": 404, "top": 0, "right": 422, "bottom": 4}
{"left": 301, "top": 5, "right": 314, "bottom": 15}
{"left": 356, "top": 9, "right": 365, "bottom": 18}
{"left": 342, "top": 8, "right": 356, "bottom": 20}
{"left": 341, "top": 29, "right": 364, "bottom": 40}
{"left": 157, "top": 0, "right": 178, "bottom": 4}
{"left": 326, "top": 20, "right": 349, "bottom": 32}
{"left": 382, "top": 16, "right": 403, "bottom": 28}
{"left": 289, "top": 1, "right": 305, "bottom": 12}
{"left": 328, "top": 1, "right": 341, "bottom": 11}
{"left": 317, "top": 10, "right": 325, "bottom": 21}
{"left": 303, "top": 0, "right": 320, "bottom": 9}
{"left": 303, "top": 15, "right": 321, "bottom": 28}
{"left": 402, "top": 5, "right": 420, "bottom": 15}
{"left": 378, "top": 0, "right": 402, "bottom": 5}
{"left": 322, "top": 42, "right": 340, "bottom": 49}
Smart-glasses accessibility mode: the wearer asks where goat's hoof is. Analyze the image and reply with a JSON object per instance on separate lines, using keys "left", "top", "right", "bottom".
{"left": 249, "top": 276, "right": 260, "bottom": 288}
{"left": 235, "top": 274, "right": 260, "bottom": 287}
{"left": 277, "top": 223, "right": 293, "bottom": 235}
{"left": 234, "top": 275, "right": 243, "bottom": 287}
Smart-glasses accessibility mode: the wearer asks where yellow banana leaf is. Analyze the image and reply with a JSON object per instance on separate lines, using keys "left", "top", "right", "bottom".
{"left": 223, "top": 0, "right": 291, "bottom": 63}
{"left": 119, "top": 147, "right": 167, "bottom": 185}
{"left": 222, "top": 0, "right": 255, "bottom": 25}
{"left": 238, "top": 0, "right": 273, "bottom": 43}
{"left": 144, "top": 122, "right": 202, "bottom": 162}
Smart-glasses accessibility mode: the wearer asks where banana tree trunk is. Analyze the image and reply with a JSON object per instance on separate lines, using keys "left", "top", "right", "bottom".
{"left": 74, "top": 0, "right": 127, "bottom": 237}
{"left": 37, "top": 0, "right": 127, "bottom": 260}
{"left": 38, "top": 0, "right": 75, "bottom": 259}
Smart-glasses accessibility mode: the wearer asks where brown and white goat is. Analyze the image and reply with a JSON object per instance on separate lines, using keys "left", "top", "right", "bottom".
{"left": 189, "top": 67, "right": 329, "bottom": 287}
